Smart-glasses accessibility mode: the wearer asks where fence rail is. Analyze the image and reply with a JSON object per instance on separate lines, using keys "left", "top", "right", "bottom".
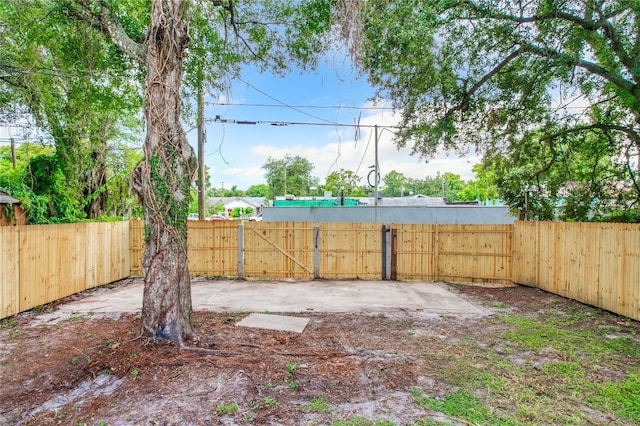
{"left": 2, "top": 220, "right": 639, "bottom": 321}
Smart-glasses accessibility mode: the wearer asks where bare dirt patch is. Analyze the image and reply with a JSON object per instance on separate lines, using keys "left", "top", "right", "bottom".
{"left": 1, "top": 283, "right": 639, "bottom": 425}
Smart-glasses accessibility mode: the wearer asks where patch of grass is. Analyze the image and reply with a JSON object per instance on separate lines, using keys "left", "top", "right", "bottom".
{"left": 590, "top": 336, "right": 640, "bottom": 359}
{"left": 412, "top": 389, "right": 509, "bottom": 426}
{"left": 500, "top": 315, "right": 580, "bottom": 356}
{"left": 541, "top": 361, "right": 585, "bottom": 381}
{"left": 409, "top": 420, "right": 452, "bottom": 426}
{"left": 301, "top": 397, "right": 332, "bottom": 413}
{"left": 588, "top": 373, "right": 640, "bottom": 421}
{"left": 500, "top": 313, "right": 640, "bottom": 360}
{"left": 332, "top": 417, "right": 397, "bottom": 426}
{"left": 435, "top": 312, "right": 640, "bottom": 424}
{"left": 216, "top": 402, "right": 238, "bottom": 415}
{"left": 286, "top": 362, "right": 297, "bottom": 375}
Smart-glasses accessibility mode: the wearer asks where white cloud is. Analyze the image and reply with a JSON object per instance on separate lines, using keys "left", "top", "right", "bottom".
{"left": 202, "top": 95, "right": 481, "bottom": 190}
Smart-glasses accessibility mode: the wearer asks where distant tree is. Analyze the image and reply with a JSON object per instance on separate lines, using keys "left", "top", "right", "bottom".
{"left": 262, "top": 155, "right": 318, "bottom": 198}
{"left": 456, "top": 164, "right": 499, "bottom": 204}
{"left": 323, "top": 169, "right": 364, "bottom": 197}
{"left": 230, "top": 206, "right": 253, "bottom": 218}
{"left": 413, "top": 175, "right": 446, "bottom": 198}
{"left": 483, "top": 129, "right": 627, "bottom": 220}
{"left": 381, "top": 170, "right": 410, "bottom": 197}
{"left": 442, "top": 173, "right": 466, "bottom": 202}
{"left": 245, "top": 183, "right": 269, "bottom": 197}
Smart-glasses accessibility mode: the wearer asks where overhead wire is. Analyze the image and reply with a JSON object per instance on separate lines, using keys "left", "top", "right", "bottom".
{"left": 211, "top": 102, "right": 393, "bottom": 111}
{"left": 236, "top": 76, "right": 336, "bottom": 124}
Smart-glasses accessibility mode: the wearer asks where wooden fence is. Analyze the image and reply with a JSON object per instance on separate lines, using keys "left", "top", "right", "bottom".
{"left": 130, "top": 221, "right": 511, "bottom": 283}
{"left": 0, "top": 222, "right": 130, "bottom": 319}
{"left": 3, "top": 220, "right": 638, "bottom": 321}
{"left": 513, "top": 221, "right": 640, "bottom": 320}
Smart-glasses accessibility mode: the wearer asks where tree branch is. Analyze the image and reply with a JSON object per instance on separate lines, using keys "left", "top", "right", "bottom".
{"left": 520, "top": 43, "right": 640, "bottom": 100}
{"left": 59, "top": 0, "right": 147, "bottom": 64}
{"left": 461, "top": 1, "right": 637, "bottom": 85}
{"left": 541, "top": 122, "right": 640, "bottom": 146}
{"left": 443, "top": 48, "right": 522, "bottom": 121}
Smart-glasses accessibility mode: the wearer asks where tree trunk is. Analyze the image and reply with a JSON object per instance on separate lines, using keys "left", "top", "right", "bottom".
{"left": 136, "top": 0, "right": 196, "bottom": 343}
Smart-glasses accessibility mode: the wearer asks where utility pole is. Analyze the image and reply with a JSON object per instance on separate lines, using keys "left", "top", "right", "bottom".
{"left": 10, "top": 137, "right": 16, "bottom": 169}
{"left": 374, "top": 125, "right": 379, "bottom": 207}
{"left": 197, "top": 86, "right": 206, "bottom": 220}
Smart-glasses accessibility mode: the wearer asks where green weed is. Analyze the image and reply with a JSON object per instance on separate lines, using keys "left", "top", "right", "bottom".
{"left": 68, "top": 314, "right": 85, "bottom": 322}
{"left": 262, "top": 397, "right": 278, "bottom": 407}
{"left": 1, "top": 318, "right": 17, "bottom": 329}
{"left": 248, "top": 397, "right": 278, "bottom": 411}
{"left": 301, "top": 397, "right": 332, "bottom": 413}
{"left": 216, "top": 402, "right": 238, "bottom": 415}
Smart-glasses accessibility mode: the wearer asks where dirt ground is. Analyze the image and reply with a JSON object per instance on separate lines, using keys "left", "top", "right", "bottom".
{"left": 1, "top": 281, "right": 639, "bottom": 426}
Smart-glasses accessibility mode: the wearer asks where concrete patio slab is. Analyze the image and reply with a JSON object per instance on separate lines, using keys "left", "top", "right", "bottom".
{"left": 52, "top": 277, "right": 488, "bottom": 318}
{"left": 235, "top": 313, "right": 310, "bottom": 333}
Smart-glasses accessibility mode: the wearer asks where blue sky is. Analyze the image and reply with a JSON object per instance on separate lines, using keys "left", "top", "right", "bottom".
{"left": 190, "top": 60, "right": 480, "bottom": 192}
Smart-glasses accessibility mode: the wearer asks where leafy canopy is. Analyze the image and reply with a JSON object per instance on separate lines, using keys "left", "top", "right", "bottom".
{"left": 349, "top": 0, "right": 640, "bottom": 218}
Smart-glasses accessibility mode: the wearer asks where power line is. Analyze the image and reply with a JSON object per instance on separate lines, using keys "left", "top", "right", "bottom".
{"left": 211, "top": 102, "right": 393, "bottom": 111}
{"left": 236, "top": 77, "right": 336, "bottom": 124}
{"left": 208, "top": 115, "right": 400, "bottom": 129}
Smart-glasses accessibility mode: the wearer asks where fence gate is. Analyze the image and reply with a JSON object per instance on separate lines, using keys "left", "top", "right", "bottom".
{"left": 316, "top": 222, "right": 384, "bottom": 279}
{"left": 242, "top": 222, "right": 315, "bottom": 279}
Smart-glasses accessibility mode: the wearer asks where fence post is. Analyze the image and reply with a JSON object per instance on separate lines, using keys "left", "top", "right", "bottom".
{"left": 434, "top": 225, "right": 439, "bottom": 282}
{"left": 237, "top": 224, "right": 244, "bottom": 279}
{"left": 382, "top": 224, "right": 391, "bottom": 280}
{"left": 391, "top": 228, "right": 397, "bottom": 281}
{"left": 314, "top": 226, "right": 320, "bottom": 279}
